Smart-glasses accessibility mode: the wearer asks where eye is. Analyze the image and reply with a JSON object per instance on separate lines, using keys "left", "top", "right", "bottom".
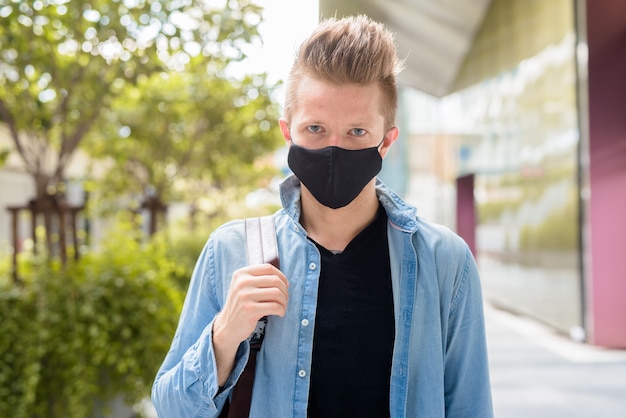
{"left": 306, "top": 125, "right": 323, "bottom": 133}
{"left": 351, "top": 128, "right": 367, "bottom": 137}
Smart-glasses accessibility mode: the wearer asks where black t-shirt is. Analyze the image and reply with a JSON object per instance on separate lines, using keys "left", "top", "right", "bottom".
{"left": 307, "top": 204, "right": 395, "bottom": 418}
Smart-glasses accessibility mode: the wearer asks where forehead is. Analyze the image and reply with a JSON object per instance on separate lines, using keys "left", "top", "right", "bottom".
{"left": 291, "top": 76, "right": 384, "bottom": 126}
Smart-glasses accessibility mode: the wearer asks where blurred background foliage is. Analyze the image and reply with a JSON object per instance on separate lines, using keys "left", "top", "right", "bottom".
{"left": 0, "top": 0, "right": 283, "bottom": 208}
{"left": 0, "top": 0, "right": 286, "bottom": 415}
{"left": 0, "top": 200, "right": 280, "bottom": 416}
{"left": 85, "top": 61, "right": 282, "bottom": 213}
{"left": 0, "top": 214, "right": 187, "bottom": 417}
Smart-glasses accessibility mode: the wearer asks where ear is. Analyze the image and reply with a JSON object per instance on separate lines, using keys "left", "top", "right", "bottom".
{"left": 379, "top": 127, "right": 399, "bottom": 159}
{"left": 279, "top": 119, "right": 292, "bottom": 144}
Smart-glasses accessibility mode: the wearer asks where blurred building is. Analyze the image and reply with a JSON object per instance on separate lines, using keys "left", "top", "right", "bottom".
{"left": 321, "top": 0, "right": 626, "bottom": 348}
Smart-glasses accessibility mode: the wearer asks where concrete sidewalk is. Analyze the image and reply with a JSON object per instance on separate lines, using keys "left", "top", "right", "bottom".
{"left": 485, "top": 303, "right": 626, "bottom": 418}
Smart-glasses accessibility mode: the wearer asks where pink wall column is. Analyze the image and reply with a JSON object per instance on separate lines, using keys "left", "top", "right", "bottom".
{"left": 586, "top": 0, "right": 626, "bottom": 347}
{"left": 456, "top": 174, "right": 476, "bottom": 256}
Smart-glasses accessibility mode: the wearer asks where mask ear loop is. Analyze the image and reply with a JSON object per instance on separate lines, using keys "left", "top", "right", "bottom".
{"left": 378, "top": 125, "right": 398, "bottom": 152}
{"left": 376, "top": 136, "right": 385, "bottom": 152}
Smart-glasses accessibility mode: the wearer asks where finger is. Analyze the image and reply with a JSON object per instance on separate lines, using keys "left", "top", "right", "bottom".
{"left": 252, "top": 286, "right": 289, "bottom": 306}
{"left": 235, "top": 274, "right": 290, "bottom": 297}
{"left": 251, "top": 275, "right": 290, "bottom": 295}
{"left": 242, "top": 264, "right": 289, "bottom": 287}
{"left": 232, "top": 297, "right": 287, "bottom": 325}
{"left": 251, "top": 300, "right": 288, "bottom": 318}
{"left": 232, "top": 279, "right": 289, "bottom": 308}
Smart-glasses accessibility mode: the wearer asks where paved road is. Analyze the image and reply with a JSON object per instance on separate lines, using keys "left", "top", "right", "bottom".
{"left": 485, "top": 303, "right": 626, "bottom": 418}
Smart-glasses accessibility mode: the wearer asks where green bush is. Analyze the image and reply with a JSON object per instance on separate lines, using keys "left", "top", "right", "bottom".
{"left": 0, "top": 218, "right": 188, "bottom": 418}
{"left": 0, "top": 282, "right": 42, "bottom": 417}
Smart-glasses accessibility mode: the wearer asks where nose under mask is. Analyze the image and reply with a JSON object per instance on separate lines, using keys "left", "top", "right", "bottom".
{"left": 287, "top": 141, "right": 383, "bottom": 209}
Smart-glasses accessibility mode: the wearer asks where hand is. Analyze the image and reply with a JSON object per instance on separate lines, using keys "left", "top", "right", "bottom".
{"left": 213, "top": 263, "right": 289, "bottom": 385}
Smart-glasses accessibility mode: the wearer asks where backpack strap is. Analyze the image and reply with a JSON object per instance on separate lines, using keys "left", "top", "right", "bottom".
{"left": 244, "top": 215, "right": 279, "bottom": 348}
{"left": 245, "top": 215, "right": 280, "bottom": 269}
{"left": 226, "top": 215, "right": 279, "bottom": 418}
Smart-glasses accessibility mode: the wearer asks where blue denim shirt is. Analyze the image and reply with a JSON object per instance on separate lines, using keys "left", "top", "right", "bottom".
{"left": 152, "top": 176, "right": 493, "bottom": 417}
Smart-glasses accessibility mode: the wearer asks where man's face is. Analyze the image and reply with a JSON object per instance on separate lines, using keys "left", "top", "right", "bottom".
{"left": 280, "top": 76, "right": 397, "bottom": 155}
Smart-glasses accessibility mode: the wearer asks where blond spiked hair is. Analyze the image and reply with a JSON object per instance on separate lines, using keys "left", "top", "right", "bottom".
{"left": 283, "top": 15, "right": 404, "bottom": 130}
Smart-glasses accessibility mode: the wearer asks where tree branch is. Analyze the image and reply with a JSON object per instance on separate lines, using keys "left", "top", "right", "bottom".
{"left": 0, "top": 99, "right": 35, "bottom": 169}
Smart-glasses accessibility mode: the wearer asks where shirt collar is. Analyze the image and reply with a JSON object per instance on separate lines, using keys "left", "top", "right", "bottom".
{"left": 279, "top": 175, "right": 419, "bottom": 233}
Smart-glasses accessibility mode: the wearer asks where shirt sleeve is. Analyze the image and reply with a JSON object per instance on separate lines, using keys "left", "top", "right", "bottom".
{"left": 151, "top": 238, "right": 250, "bottom": 417}
{"left": 443, "top": 246, "right": 494, "bottom": 418}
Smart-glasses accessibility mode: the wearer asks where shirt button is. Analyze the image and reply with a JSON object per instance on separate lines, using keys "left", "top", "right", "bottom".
{"left": 301, "top": 319, "right": 309, "bottom": 327}
{"left": 298, "top": 369, "right": 306, "bottom": 378}
{"left": 309, "top": 262, "right": 316, "bottom": 270}
{"left": 395, "top": 365, "right": 404, "bottom": 376}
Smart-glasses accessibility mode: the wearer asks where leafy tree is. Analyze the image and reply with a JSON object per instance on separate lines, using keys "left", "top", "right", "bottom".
{"left": 0, "top": 0, "right": 265, "bottom": 200}
{"left": 86, "top": 61, "right": 283, "bottom": 214}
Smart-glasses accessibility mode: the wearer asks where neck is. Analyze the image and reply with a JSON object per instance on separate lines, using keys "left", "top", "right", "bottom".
{"left": 300, "top": 181, "right": 379, "bottom": 252}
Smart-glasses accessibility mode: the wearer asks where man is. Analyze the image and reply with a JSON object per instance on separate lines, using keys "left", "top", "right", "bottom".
{"left": 152, "top": 15, "right": 493, "bottom": 417}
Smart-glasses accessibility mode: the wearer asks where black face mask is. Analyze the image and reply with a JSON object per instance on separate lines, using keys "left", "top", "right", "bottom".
{"left": 287, "top": 140, "right": 383, "bottom": 209}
